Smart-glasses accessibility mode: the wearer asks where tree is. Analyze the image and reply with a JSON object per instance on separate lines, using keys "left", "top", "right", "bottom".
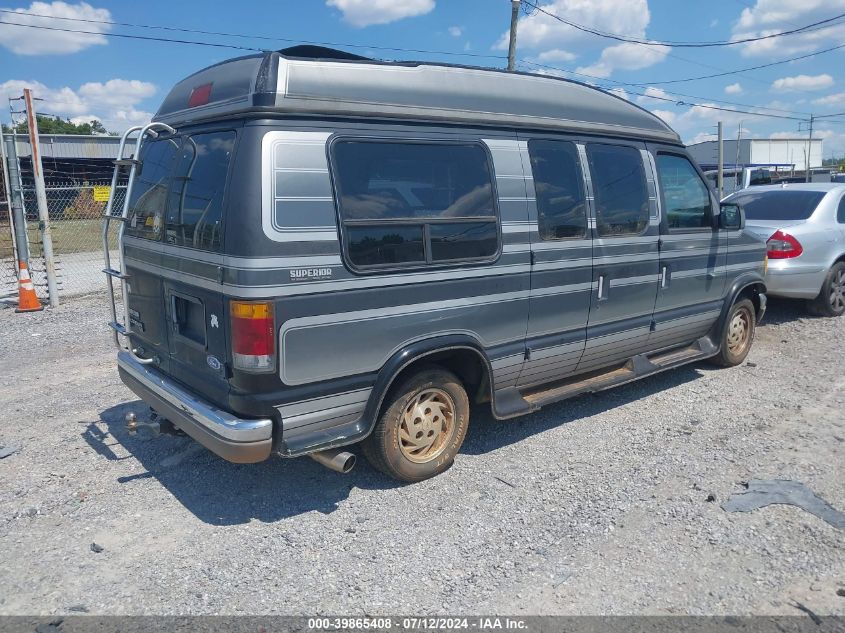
{"left": 1, "top": 115, "right": 117, "bottom": 136}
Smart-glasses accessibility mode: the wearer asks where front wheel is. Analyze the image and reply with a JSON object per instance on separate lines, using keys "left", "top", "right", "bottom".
{"left": 361, "top": 367, "right": 469, "bottom": 483}
{"left": 710, "top": 298, "right": 756, "bottom": 367}
{"left": 808, "top": 262, "right": 845, "bottom": 317}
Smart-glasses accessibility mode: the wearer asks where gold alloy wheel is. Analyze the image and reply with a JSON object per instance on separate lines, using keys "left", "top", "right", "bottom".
{"left": 398, "top": 388, "right": 455, "bottom": 463}
{"left": 727, "top": 306, "right": 753, "bottom": 356}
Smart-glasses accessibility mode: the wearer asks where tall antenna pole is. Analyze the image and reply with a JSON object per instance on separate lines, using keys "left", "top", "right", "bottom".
{"left": 507, "top": 0, "right": 520, "bottom": 72}
{"left": 717, "top": 121, "right": 724, "bottom": 200}
{"left": 805, "top": 114, "right": 814, "bottom": 183}
{"left": 23, "top": 88, "right": 59, "bottom": 307}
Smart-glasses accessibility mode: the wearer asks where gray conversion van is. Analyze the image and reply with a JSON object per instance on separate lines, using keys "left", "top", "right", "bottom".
{"left": 102, "top": 46, "right": 768, "bottom": 482}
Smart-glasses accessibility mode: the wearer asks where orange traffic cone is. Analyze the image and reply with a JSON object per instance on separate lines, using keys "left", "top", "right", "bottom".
{"left": 15, "top": 260, "right": 43, "bottom": 313}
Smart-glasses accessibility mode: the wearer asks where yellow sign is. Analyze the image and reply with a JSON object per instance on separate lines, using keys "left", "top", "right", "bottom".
{"left": 93, "top": 185, "right": 111, "bottom": 202}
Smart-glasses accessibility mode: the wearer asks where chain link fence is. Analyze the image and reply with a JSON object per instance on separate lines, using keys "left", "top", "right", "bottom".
{"left": 15, "top": 180, "right": 128, "bottom": 299}
{"left": 0, "top": 216, "right": 17, "bottom": 303}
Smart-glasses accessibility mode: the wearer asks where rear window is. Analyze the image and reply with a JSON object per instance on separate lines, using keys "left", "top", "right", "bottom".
{"left": 332, "top": 140, "right": 499, "bottom": 270}
{"left": 126, "top": 131, "right": 235, "bottom": 251}
{"left": 727, "top": 190, "right": 826, "bottom": 221}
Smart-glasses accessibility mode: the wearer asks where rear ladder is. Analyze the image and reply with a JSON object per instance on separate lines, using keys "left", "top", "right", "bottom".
{"left": 102, "top": 122, "right": 175, "bottom": 363}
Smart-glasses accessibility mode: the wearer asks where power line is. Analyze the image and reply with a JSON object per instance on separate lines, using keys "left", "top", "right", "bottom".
{"left": 519, "top": 0, "right": 845, "bottom": 49}
{"left": 0, "top": 19, "right": 263, "bottom": 51}
{"left": 519, "top": 59, "right": 812, "bottom": 117}
{"left": 628, "top": 43, "right": 845, "bottom": 86}
{"left": 0, "top": 9, "right": 507, "bottom": 60}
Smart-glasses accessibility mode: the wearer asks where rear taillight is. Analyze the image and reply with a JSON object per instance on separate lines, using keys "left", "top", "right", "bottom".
{"left": 766, "top": 230, "right": 803, "bottom": 259}
{"left": 231, "top": 300, "right": 275, "bottom": 372}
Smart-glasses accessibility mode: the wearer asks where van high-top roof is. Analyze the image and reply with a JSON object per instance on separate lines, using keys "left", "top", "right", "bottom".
{"left": 153, "top": 45, "right": 680, "bottom": 143}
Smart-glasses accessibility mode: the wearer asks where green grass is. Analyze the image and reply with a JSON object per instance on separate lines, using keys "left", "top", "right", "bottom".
{"left": 0, "top": 218, "right": 118, "bottom": 258}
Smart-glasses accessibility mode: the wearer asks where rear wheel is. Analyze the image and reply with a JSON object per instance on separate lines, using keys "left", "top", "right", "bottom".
{"left": 710, "top": 298, "right": 756, "bottom": 367}
{"left": 361, "top": 367, "right": 469, "bottom": 483}
{"left": 808, "top": 262, "right": 845, "bottom": 317}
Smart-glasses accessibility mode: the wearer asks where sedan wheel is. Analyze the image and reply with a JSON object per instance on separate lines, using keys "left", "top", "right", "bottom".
{"left": 809, "top": 262, "right": 845, "bottom": 317}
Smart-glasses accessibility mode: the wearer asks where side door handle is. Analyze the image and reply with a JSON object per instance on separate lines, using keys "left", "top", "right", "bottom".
{"left": 660, "top": 266, "right": 669, "bottom": 288}
{"left": 597, "top": 274, "right": 606, "bottom": 300}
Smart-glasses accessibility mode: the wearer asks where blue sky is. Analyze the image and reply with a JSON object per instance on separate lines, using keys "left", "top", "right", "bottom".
{"left": 3, "top": 0, "right": 845, "bottom": 156}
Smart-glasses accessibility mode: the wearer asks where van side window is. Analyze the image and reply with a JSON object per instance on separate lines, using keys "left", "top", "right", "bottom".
{"left": 585, "top": 144, "right": 649, "bottom": 237}
{"left": 165, "top": 131, "right": 235, "bottom": 251}
{"left": 528, "top": 139, "right": 587, "bottom": 240}
{"left": 655, "top": 154, "right": 712, "bottom": 230}
{"left": 332, "top": 140, "right": 499, "bottom": 269}
{"left": 125, "top": 138, "right": 180, "bottom": 240}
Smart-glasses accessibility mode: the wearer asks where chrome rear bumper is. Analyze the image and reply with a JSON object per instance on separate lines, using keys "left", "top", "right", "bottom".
{"left": 117, "top": 350, "right": 273, "bottom": 463}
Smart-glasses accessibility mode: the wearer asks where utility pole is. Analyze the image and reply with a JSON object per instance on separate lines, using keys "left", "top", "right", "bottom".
{"left": 3, "top": 120, "right": 36, "bottom": 282}
{"left": 805, "top": 114, "right": 814, "bottom": 183}
{"left": 717, "top": 121, "right": 724, "bottom": 200}
{"left": 23, "top": 88, "right": 58, "bottom": 307}
{"left": 507, "top": 0, "right": 520, "bottom": 72}
{"left": 0, "top": 123, "right": 18, "bottom": 267}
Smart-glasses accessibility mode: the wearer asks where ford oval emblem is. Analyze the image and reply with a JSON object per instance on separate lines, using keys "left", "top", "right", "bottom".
{"left": 206, "top": 355, "right": 222, "bottom": 372}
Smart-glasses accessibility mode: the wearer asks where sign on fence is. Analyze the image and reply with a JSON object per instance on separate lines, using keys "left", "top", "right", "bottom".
{"left": 93, "top": 185, "right": 111, "bottom": 202}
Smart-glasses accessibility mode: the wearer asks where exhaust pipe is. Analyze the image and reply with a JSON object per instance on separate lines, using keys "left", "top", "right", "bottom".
{"left": 310, "top": 448, "right": 356, "bottom": 474}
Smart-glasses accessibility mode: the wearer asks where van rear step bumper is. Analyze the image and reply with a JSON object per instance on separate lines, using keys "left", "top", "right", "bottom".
{"left": 117, "top": 350, "right": 273, "bottom": 463}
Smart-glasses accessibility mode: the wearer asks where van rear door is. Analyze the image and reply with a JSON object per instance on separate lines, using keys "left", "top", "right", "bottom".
{"left": 123, "top": 130, "right": 236, "bottom": 402}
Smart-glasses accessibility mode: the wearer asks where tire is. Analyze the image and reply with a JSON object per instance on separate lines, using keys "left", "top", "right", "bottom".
{"left": 710, "top": 298, "right": 756, "bottom": 367}
{"left": 361, "top": 366, "right": 469, "bottom": 483}
{"left": 808, "top": 262, "right": 845, "bottom": 317}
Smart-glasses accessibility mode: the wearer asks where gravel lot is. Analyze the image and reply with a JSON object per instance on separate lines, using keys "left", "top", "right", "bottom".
{"left": 0, "top": 292, "right": 843, "bottom": 616}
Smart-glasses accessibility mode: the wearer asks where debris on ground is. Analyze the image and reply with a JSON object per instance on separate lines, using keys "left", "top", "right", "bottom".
{"left": 722, "top": 479, "right": 845, "bottom": 530}
{"left": 0, "top": 445, "right": 20, "bottom": 459}
{"left": 89, "top": 542, "right": 104, "bottom": 553}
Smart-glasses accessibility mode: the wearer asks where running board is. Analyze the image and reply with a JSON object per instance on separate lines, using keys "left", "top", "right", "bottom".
{"left": 520, "top": 336, "right": 717, "bottom": 410}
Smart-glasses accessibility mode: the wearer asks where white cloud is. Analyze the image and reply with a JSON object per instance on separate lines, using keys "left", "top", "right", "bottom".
{"left": 813, "top": 92, "right": 845, "bottom": 106}
{"left": 731, "top": 0, "right": 845, "bottom": 57}
{"left": 686, "top": 132, "right": 718, "bottom": 145}
{"left": 0, "top": 78, "right": 156, "bottom": 132}
{"left": 725, "top": 83, "right": 743, "bottom": 95}
{"left": 0, "top": 1, "right": 110, "bottom": 55}
{"left": 78, "top": 79, "right": 157, "bottom": 108}
{"left": 636, "top": 86, "right": 669, "bottom": 104}
{"left": 650, "top": 109, "right": 676, "bottom": 126}
{"left": 447, "top": 25, "right": 462, "bottom": 37}
{"left": 496, "top": 0, "right": 651, "bottom": 50}
{"left": 771, "top": 74, "right": 833, "bottom": 92}
{"left": 326, "top": 0, "right": 434, "bottom": 27}
{"left": 577, "top": 41, "right": 670, "bottom": 78}
{"left": 495, "top": 0, "right": 668, "bottom": 78}
{"left": 536, "top": 48, "right": 577, "bottom": 62}
{"left": 606, "top": 86, "right": 630, "bottom": 101}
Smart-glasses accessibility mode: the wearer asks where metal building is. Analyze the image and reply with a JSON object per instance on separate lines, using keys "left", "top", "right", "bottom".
{"left": 11, "top": 133, "right": 120, "bottom": 181}
{"left": 687, "top": 137, "right": 823, "bottom": 173}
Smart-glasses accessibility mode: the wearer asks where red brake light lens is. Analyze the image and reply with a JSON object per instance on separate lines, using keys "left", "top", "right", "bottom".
{"left": 231, "top": 301, "right": 275, "bottom": 371}
{"left": 766, "top": 230, "right": 803, "bottom": 259}
{"left": 188, "top": 82, "right": 213, "bottom": 108}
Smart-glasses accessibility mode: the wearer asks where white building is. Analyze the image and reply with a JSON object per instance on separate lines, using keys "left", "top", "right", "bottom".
{"left": 686, "top": 138, "right": 823, "bottom": 173}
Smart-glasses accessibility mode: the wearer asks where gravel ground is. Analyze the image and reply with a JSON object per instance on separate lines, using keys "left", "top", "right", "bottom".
{"left": 0, "top": 292, "right": 843, "bottom": 616}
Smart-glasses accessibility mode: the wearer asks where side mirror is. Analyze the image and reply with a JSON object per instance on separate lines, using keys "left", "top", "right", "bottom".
{"left": 719, "top": 202, "right": 745, "bottom": 230}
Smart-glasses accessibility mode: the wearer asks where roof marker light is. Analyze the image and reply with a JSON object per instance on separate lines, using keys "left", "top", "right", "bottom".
{"left": 188, "top": 83, "right": 213, "bottom": 108}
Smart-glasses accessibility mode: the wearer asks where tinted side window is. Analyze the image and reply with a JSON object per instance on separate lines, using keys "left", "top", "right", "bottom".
{"left": 838, "top": 196, "right": 845, "bottom": 224}
{"left": 586, "top": 144, "right": 649, "bottom": 237}
{"left": 528, "top": 140, "right": 587, "bottom": 240}
{"left": 333, "top": 140, "right": 499, "bottom": 269}
{"left": 126, "top": 138, "right": 179, "bottom": 240}
{"left": 165, "top": 131, "right": 235, "bottom": 251}
{"left": 656, "top": 154, "right": 712, "bottom": 230}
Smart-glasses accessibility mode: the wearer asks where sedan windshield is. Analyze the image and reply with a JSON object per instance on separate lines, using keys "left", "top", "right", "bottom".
{"left": 726, "top": 190, "right": 826, "bottom": 221}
